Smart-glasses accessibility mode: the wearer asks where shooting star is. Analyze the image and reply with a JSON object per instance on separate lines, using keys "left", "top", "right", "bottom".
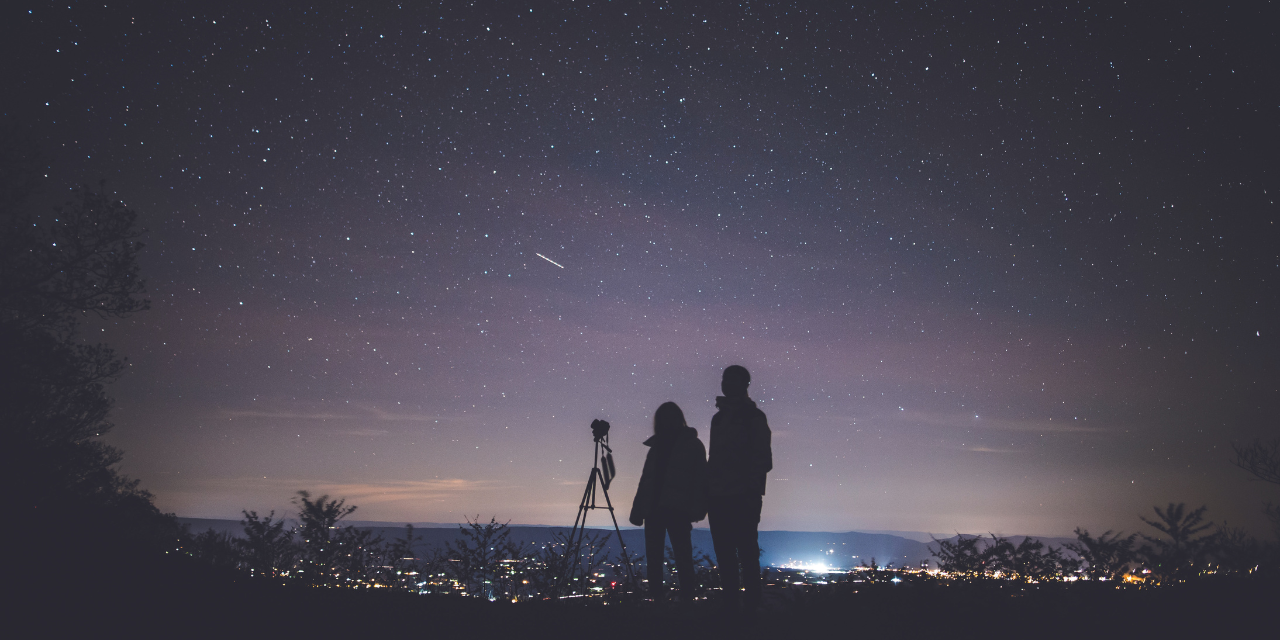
{"left": 535, "top": 253, "right": 565, "bottom": 269}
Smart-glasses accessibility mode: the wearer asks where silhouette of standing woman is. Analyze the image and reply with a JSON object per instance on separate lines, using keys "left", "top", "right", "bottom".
{"left": 629, "top": 402, "right": 708, "bottom": 601}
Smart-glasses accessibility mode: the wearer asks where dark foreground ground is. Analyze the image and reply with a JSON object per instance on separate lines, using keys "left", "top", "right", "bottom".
{"left": 18, "top": 554, "right": 1277, "bottom": 639}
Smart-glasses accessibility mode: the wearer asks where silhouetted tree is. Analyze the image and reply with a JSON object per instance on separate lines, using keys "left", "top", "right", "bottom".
{"left": 934, "top": 534, "right": 1071, "bottom": 582}
{"left": 1, "top": 182, "right": 147, "bottom": 334}
{"left": 2, "top": 179, "right": 148, "bottom": 498}
{"left": 380, "top": 524, "right": 424, "bottom": 591}
{"left": 930, "top": 534, "right": 985, "bottom": 578}
{"left": 415, "top": 546, "right": 456, "bottom": 595}
{"left": 445, "top": 516, "right": 520, "bottom": 599}
{"left": 603, "top": 543, "right": 646, "bottom": 594}
{"left": 238, "top": 510, "right": 295, "bottom": 578}
{"left": 1052, "top": 544, "right": 1082, "bottom": 578}
{"left": 568, "top": 529, "right": 614, "bottom": 595}
{"left": 1233, "top": 438, "right": 1280, "bottom": 485}
{"left": 519, "top": 528, "right": 618, "bottom": 598}
{"left": 980, "top": 535, "right": 1017, "bottom": 579}
{"left": 2, "top": 177, "right": 149, "bottom": 483}
{"left": 221, "top": 493, "right": 440, "bottom": 590}
{"left": 521, "top": 530, "right": 574, "bottom": 598}
{"left": 1231, "top": 438, "right": 1280, "bottom": 539}
{"left": 1212, "top": 525, "right": 1263, "bottom": 574}
{"left": 293, "top": 490, "right": 359, "bottom": 586}
{"left": 1138, "top": 503, "right": 1217, "bottom": 583}
{"left": 189, "top": 528, "right": 240, "bottom": 571}
{"left": 981, "top": 535, "right": 1063, "bottom": 581}
{"left": 1005, "top": 537, "right": 1070, "bottom": 582}
{"left": 2, "top": 135, "right": 174, "bottom": 574}
{"left": 1066, "top": 528, "right": 1136, "bottom": 581}
{"left": 332, "top": 524, "right": 386, "bottom": 587}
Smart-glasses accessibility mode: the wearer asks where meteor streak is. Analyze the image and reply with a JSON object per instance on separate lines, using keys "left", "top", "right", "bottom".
{"left": 535, "top": 253, "right": 565, "bottom": 269}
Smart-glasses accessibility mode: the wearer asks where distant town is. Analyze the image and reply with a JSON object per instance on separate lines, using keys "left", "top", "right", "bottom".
{"left": 177, "top": 496, "right": 1260, "bottom": 603}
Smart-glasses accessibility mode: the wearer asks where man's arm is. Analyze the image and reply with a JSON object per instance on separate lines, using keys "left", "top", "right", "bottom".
{"left": 754, "top": 412, "right": 773, "bottom": 475}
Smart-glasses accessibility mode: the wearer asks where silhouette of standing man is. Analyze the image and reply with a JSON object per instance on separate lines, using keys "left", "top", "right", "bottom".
{"left": 707, "top": 365, "right": 772, "bottom": 612}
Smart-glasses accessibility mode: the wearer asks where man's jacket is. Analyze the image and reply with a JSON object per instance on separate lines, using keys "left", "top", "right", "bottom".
{"left": 630, "top": 426, "right": 708, "bottom": 525}
{"left": 707, "top": 395, "right": 772, "bottom": 497}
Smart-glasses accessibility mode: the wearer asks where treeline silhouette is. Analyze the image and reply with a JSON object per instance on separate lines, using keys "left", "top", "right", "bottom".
{"left": 182, "top": 492, "right": 1280, "bottom": 605}
{"left": 931, "top": 501, "right": 1278, "bottom": 585}
{"left": 182, "top": 438, "right": 1280, "bottom": 598}
{"left": 184, "top": 489, "right": 717, "bottom": 600}
{"left": 926, "top": 439, "right": 1280, "bottom": 587}
{"left": 189, "top": 492, "right": 419, "bottom": 590}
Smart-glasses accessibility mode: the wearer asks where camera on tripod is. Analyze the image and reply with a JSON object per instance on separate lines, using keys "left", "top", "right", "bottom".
{"left": 589, "top": 420, "right": 616, "bottom": 489}
{"left": 558, "top": 418, "right": 634, "bottom": 593}
{"left": 590, "top": 419, "right": 611, "bottom": 442}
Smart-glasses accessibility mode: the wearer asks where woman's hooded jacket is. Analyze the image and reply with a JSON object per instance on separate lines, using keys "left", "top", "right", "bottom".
{"left": 629, "top": 426, "right": 709, "bottom": 525}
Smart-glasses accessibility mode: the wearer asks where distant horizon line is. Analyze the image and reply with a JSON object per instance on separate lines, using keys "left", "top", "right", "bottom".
{"left": 174, "top": 517, "right": 1075, "bottom": 541}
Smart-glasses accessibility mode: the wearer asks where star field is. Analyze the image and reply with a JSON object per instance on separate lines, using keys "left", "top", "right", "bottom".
{"left": 5, "top": 1, "right": 1277, "bottom": 535}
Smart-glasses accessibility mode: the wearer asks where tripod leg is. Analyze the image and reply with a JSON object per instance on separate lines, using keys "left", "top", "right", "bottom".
{"left": 561, "top": 469, "right": 598, "bottom": 595}
{"left": 598, "top": 479, "right": 637, "bottom": 587}
{"left": 569, "top": 468, "right": 595, "bottom": 534}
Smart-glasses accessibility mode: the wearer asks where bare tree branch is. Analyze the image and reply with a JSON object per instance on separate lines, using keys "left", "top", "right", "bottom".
{"left": 1232, "top": 438, "right": 1280, "bottom": 485}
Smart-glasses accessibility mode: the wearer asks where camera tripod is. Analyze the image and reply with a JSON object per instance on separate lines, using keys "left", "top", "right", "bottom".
{"left": 559, "top": 422, "right": 636, "bottom": 595}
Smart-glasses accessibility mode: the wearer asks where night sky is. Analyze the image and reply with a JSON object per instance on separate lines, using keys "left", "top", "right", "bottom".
{"left": 6, "top": 1, "right": 1277, "bottom": 537}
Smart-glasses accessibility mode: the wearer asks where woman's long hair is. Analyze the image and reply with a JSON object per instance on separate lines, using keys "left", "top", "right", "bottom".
{"left": 653, "top": 401, "right": 686, "bottom": 437}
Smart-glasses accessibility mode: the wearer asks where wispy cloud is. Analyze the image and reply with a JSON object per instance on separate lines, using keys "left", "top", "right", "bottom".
{"left": 960, "top": 445, "right": 1022, "bottom": 453}
{"left": 895, "top": 410, "right": 1103, "bottom": 433}
{"left": 192, "top": 477, "right": 506, "bottom": 504}
{"left": 339, "top": 428, "right": 389, "bottom": 437}
{"left": 221, "top": 404, "right": 448, "bottom": 423}
{"left": 223, "top": 409, "right": 353, "bottom": 420}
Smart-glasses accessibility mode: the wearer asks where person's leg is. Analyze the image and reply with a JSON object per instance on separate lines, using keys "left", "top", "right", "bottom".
{"left": 644, "top": 518, "right": 667, "bottom": 597}
{"left": 738, "top": 494, "right": 764, "bottom": 610}
{"left": 667, "top": 519, "right": 695, "bottom": 599}
{"left": 708, "top": 498, "right": 741, "bottom": 600}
